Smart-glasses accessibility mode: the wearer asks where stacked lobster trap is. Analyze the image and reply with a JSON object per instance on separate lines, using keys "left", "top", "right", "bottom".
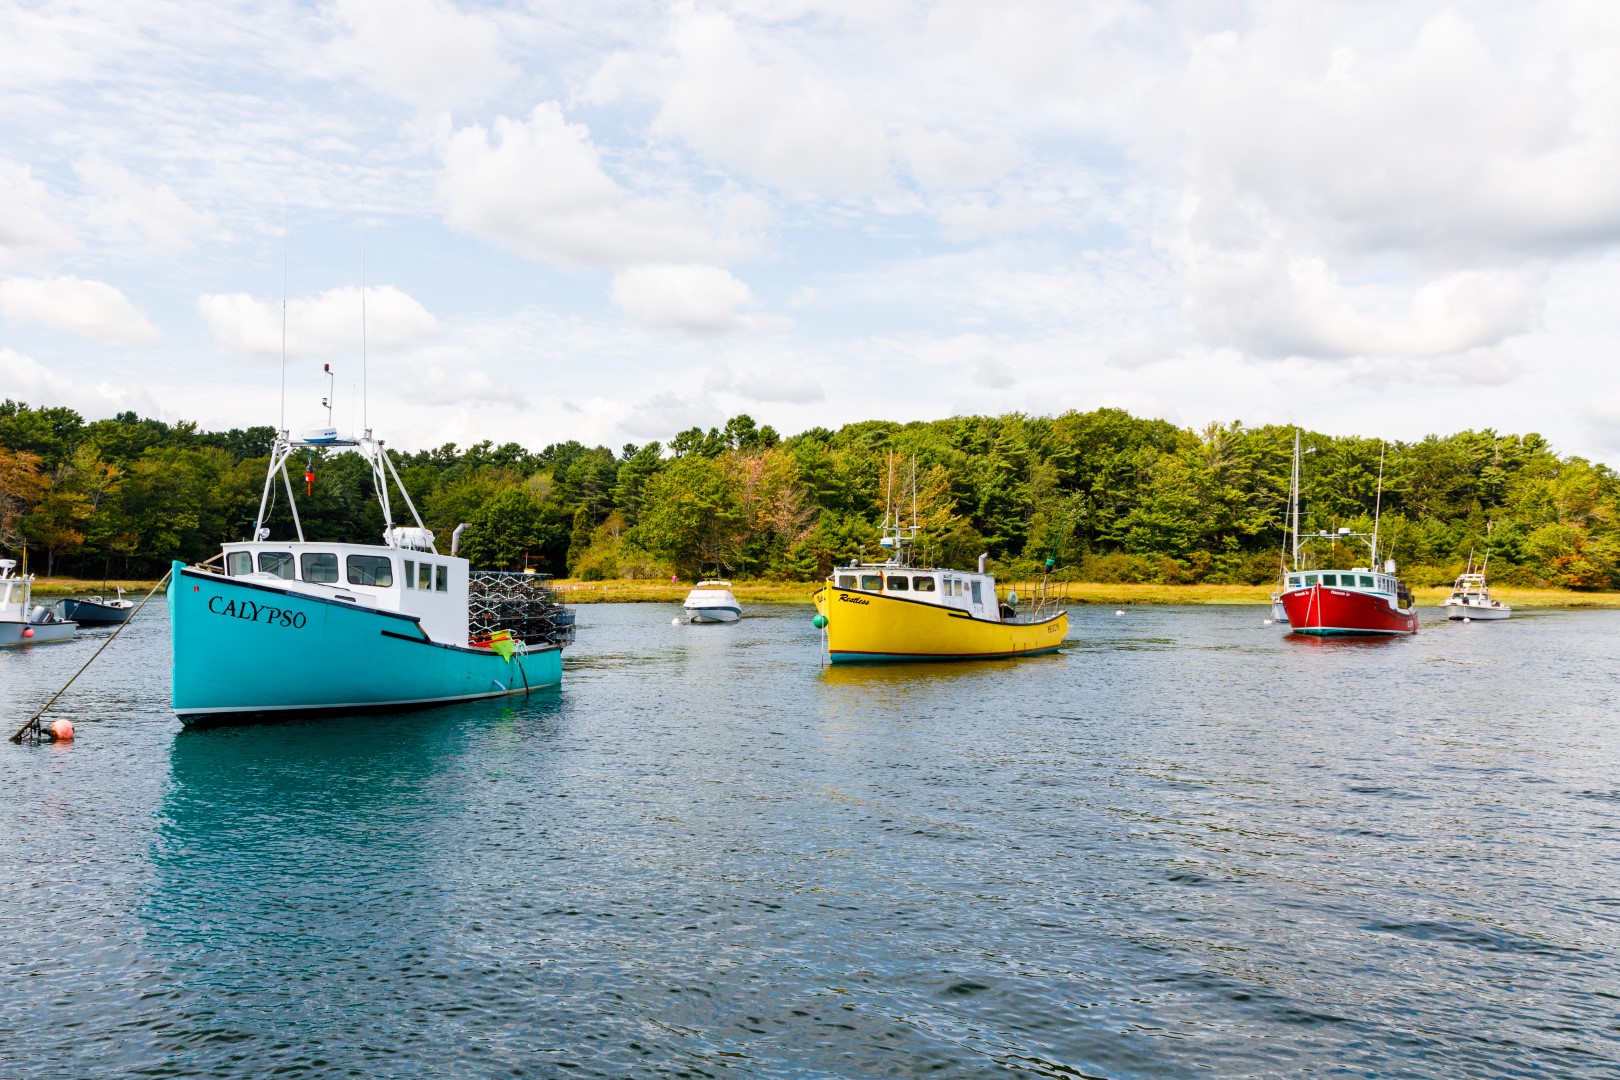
{"left": 467, "top": 572, "right": 576, "bottom": 649}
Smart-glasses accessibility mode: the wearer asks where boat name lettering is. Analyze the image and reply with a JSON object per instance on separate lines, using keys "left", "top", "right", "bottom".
{"left": 837, "top": 593, "right": 870, "bottom": 606}
{"left": 207, "top": 595, "right": 308, "bottom": 628}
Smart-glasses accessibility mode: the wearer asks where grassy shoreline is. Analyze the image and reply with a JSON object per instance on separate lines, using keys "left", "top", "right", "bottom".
{"left": 23, "top": 575, "right": 1620, "bottom": 609}
{"left": 551, "top": 578, "right": 1620, "bottom": 609}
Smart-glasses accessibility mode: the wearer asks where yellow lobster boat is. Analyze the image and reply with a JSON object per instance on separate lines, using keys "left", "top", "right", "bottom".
{"left": 812, "top": 553, "right": 1067, "bottom": 664}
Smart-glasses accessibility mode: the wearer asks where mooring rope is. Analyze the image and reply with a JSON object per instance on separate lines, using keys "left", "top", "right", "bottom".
{"left": 10, "top": 569, "right": 173, "bottom": 744}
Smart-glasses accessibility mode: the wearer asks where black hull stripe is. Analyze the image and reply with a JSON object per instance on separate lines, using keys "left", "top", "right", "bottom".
{"left": 179, "top": 565, "right": 422, "bottom": 625}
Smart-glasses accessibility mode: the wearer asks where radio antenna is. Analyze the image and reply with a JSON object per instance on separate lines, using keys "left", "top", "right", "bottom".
{"left": 279, "top": 199, "right": 288, "bottom": 432}
{"left": 360, "top": 198, "right": 368, "bottom": 434}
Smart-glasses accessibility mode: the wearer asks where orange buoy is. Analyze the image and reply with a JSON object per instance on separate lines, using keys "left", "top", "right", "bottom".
{"left": 50, "top": 718, "right": 74, "bottom": 740}
{"left": 21, "top": 627, "right": 34, "bottom": 638}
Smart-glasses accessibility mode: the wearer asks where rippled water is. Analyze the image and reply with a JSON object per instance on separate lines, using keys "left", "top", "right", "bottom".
{"left": 3, "top": 603, "right": 1619, "bottom": 1077}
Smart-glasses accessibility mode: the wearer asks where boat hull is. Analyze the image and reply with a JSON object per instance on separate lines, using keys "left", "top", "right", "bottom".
{"left": 1281, "top": 585, "right": 1418, "bottom": 636}
{"left": 169, "top": 562, "right": 561, "bottom": 723}
{"left": 0, "top": 619, "right": 77, "bottom": 646}
{"left": 1444, "top": 602, "right": 1511, "bottom": 621}
{"left": 686, "top": 606, "right": 740, "bottom": 623}
{"left": 813, "top": 587, "right": 1067, "bottom": 663}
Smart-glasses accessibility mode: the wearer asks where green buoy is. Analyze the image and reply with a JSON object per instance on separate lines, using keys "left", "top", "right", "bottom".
{"left": 812, "top": 614, "right": 828, "bottom": 629}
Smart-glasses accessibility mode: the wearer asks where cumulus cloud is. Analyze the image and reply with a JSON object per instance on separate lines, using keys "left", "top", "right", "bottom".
{"left": 610, "top": 263, "right": 771, "bottom": 333}
{"left": 0, "top": 346, "right": 159, "bottom": 415}
{"left": 418, "top": 364, "right": 526, "bottom": 407}
{"left": 327, "top": 0, "right": 513, "bottom": 111}
{"left": 0, "top": 161, "right": 74, "bottom": 270}
{"left": 1185, "top": 246, "right": 1536, "bottom": 360}
{"left": 972, "top": 357, "right": 1016, "bottom": 389}
{"left": 897, "top": 128, "right": 1019, "bottom": 190}
{"left": 76, "top": 157, "right": 213, "bottom": 252}
{"left": 620, "top": 391, "right": 720, "bottom": 439}
{"left": 440, "top": 102, "right": 764, "bottom": 267}
{"left": 0, "top": 275, "right": 159, "bottom": 346}
{"left": 733, "top": 368, "right": 824, "bottom": 404}
{"left": 1182, "top": 7, "right": 1620, "bottom": 263}
{"left": 198, "top": 285, "right": 440, "bottom": 358}
{"left": 648, "top": 6, "right": 890, "bottom": 193}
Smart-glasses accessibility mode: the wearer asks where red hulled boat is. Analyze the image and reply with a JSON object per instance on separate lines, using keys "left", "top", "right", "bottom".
{"left": 1278, "top": 566, "right": 1418, "bottom": 636}
{"left": 1275, "top": 439, "right": 1418, "bottom": 637}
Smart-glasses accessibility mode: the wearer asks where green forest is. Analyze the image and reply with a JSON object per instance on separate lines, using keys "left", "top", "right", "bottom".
{"left": 1, "top": 399, "right": 1616, "bottom": 589}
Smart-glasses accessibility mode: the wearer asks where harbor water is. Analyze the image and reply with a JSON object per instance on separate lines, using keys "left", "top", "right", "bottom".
{"left": 3, "top": 604, "right": 1618, "bottom": 1077}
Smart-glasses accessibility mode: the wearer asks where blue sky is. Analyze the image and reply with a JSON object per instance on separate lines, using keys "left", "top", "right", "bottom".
{"left": 3, "top": 0, "right": 1620, "bottom": 460}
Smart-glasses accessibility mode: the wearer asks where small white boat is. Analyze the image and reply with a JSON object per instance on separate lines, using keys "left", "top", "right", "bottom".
{"left": 0, "top": 559, "right": 78, "bottom": 646}
{"left": 1442, "top": 572, "right": 1510, "bottom": 621}
{"left": 683, "top": 580, "right": 741, "bottom": 623}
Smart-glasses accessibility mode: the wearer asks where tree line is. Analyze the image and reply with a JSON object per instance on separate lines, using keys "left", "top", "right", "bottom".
{"left": 1, "top": 399, "right": 1616, "bottom": 588}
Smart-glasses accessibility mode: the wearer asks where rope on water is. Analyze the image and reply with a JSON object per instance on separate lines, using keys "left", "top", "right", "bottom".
{"left": 10, "top": 569, "right": 173, "bottom": 745}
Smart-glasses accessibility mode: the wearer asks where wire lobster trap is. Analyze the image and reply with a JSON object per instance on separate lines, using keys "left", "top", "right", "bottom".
{"left": 468, "top": 572, "right": 576, "bottom": 648}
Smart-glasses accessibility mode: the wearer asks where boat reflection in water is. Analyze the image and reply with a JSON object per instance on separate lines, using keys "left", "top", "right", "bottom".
{"left": 141, "top": 696, "right": 562, "bottom": 1072}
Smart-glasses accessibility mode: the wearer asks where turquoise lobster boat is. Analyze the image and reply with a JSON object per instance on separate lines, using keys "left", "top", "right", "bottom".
{"left": 169, "top": 427, "right": 570, "bottom": 725}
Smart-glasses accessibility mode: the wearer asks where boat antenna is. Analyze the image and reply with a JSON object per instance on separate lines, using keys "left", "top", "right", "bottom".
{"left": 1288, "top": 429, "right": 1301, "bottom": 570}
{"left": 360, "top": 198, "right": 368, "bottom": 434}
{"left": 279, "top": 199, "right": 288, "bottom": 433}
{"left": 1371, "top": 441, "right": 1386, "bottom": 567}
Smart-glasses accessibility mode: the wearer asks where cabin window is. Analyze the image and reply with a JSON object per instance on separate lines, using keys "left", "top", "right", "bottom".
{"left": 1288, "top": 576, "right": 1302, "bottom": 589}
{"left": 1322, "top": 573, "right": 1338, "bottom": 586}
{"left": 418, "top": 562, "right": 433, "bottom": 591}
{"left": 347, "top": 554, "right": 393, "bottom": 587}
{"left": 912, "top": 576, "right": 935, "bottom": 592}
{"left": 258, "top": 551, "right": 295, "bottom": 579}
{"left": 301, "top": 552, "right": 338, "bottom": 583}
{"left": 887, "top": 576, "right": 909, "bottom": 592}
{"left": 226, "top": 551, "right": 252, "bottom": 577}
{"left": 1359, "top": 575, "right": 1374, "bottom": 588}
{"left": 436, "top": 565, "right": 448, "bottom": 592}
{"left": 837, "top": 575, "right": 856, "bottom": 590}
{"left": 944, "top": 577, "right": 955, "bottom": 595}
{"left": 403, "top": 559, "right": 415, "bottom": 588}
{"left": 971, "top": 580, "right": 982, "bottom": 605}
{"left": 860, "top": 575, "right": 881, "bottom": 591}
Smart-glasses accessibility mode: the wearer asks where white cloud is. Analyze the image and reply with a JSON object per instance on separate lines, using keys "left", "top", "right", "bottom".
{"left": 733, "top": 367, "right": 825, "bottom": 404}
{"left": 897, "top": 128, "right": 1019, "bottom": 190}
{"left": 1181, "top": 7, "right": 1620, "bottom": 263}
{"left": 1184, "top": 246, "right": 1536, "bottom": 360}
{"left": 440, "top": 102, "right": 764, "bottom": 267}
{"left": 0, "top": 346, "right": 160, "bottom": 416}
{"left": 0, "top": 161, "right": 74, "bottom": 270}
{"left": 418, "top": 364, "right": 526, "bottom": 407}
{"left": 647, "top": 6, "right": 890, "bottom": 193}
{"left": 620, "top": 391, "right": 720, "bottom": 439}
{"left": 610, "top": 263, "right": 769, "bottom": 333}
{"left": 76, "top": 157, "right": 214, "bottom": 252}
{"left": 972, "top": 357, "right": 1016, "bottom": 389}
{"left": 0, "top": 275, "right": 159, "bottom": 346}
{"left": 327, "top": 0, "right": 514, "bottom": 111}
{"left": 198, "top": 285, "right": 440, "bottom": 358}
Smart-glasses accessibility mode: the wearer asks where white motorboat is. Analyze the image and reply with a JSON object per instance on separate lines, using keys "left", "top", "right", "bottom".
{"left": 0, "top": 559, "right": 78, "bottom": 645}
{"left": 683, "top": 580, "right": 741, "bottom": 623}
{"left": 1442, "top": 572, "right": 1510, "bottom": 621}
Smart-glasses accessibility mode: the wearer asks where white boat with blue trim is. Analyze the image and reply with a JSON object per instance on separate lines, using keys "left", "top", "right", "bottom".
{"left": 683, "top": 580, "right": 741, "bottom": 622}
